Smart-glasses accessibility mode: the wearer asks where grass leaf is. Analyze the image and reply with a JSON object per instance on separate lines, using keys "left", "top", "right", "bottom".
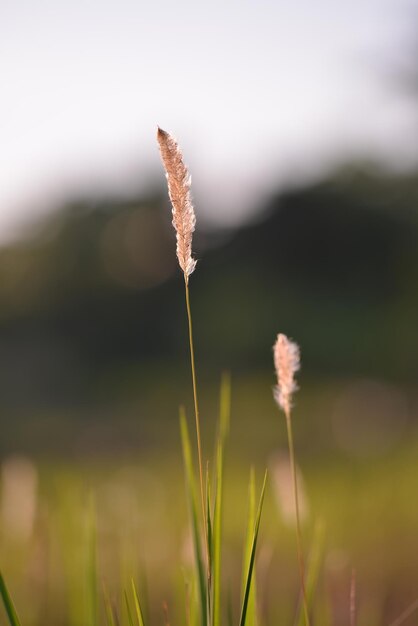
{"left": 212, "top": 372, "right": 231, "bottom": 626}
{"left": 125, "top": 589, "right": 135, "bottom": 626}
{"left": 86, "top": 495, "right": 98, "bottom": 626}
{"left": 131, "top": 578, "right": 146, "bottom": 626}
{"left": 241, "top": 468, "right": 257, "bottom": 626}
{"left": 0, "top": 573, "right": 21, "bottom": 626}
{"left": 206, "top": 465, "right": 213, "bottom": 578}
{"left": 180, "top": 408, "right": 207, "bottom": 626}
{"left": 239, "top": 471, "right": 267, "bottom": 626}
{"left": 212, "top": 440, "right": 223, "bottom": 626}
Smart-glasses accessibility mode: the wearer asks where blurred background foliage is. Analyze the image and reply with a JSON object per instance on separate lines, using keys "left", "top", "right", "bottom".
{"left": 0, "top": 163, "right": 417, "bottom": 420}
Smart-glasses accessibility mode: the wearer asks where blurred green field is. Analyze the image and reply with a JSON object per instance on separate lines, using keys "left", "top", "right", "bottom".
{"left": 1, "top": 374, "right": 417, "bottom": 626}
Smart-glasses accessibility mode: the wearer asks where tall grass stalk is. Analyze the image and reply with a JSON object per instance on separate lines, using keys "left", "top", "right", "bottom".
{"left": 157, "top": 127, "right": 208, "bottom": 573}
{"left": 158, "top": 128, "right": 267, "bottom": 626}
{"left": 273, "top": 333, "right": 310, "bottom": 626}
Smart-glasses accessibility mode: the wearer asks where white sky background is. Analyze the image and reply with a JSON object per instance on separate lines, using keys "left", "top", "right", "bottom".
{"left": 1, "top": 0, "right": 417, "bottom": 240}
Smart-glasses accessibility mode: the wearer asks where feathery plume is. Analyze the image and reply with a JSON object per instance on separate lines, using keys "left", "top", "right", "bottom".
{"left": 273, "top": 333, "right": 300, "bottom": 416}
{"left": 157, "top": 127, "right": 197, "bottom": 279}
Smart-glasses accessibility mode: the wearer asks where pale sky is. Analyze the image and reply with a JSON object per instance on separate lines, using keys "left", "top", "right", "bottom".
{"left": 1, "top": 0, "right": 417, "bottom": 240}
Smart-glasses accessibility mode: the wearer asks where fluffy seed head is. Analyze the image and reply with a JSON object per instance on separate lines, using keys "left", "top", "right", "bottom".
{"left": 157, "top": 127, "right": 197, "bottom": 279}
{"left": 273, "top": 333, "right": 300, "bottom": 416}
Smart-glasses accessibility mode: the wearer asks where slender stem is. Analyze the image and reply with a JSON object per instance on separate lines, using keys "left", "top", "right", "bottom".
{"left": 285, "top": 409, "right": 311, "bottom": 626}
{"left": 184, "top": 276, "right": 208, "bottom": 571}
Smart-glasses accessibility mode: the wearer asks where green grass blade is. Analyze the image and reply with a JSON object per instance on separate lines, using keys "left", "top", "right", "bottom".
{"left": 206, "top": 465, "right": 213, "bottom": 626}
{"left": 0, "top": 573, "right": 21, "bottom": 626}
{"left": 131, "top": 578, "right": 146, "bottom": 626}
{"left": 180, "top": 408, "right": 207, "bottom": 626}
{"left": 239, "top": 471, "right": 267, "bottom": 626}
{"left": 241, "top": 468, "right": 257, "bottom": 626}
{"left": 86, "top": 496, "right": 98, "bottom": 626}
{"left": 206, "top": 465, "right": 213, "bottom": 576}
{"left": 212, "top": 444, "right": 224, "bottom": 626}
{"left": 241, "top": 468, "right": 256, "bottom": 594}
{"left": 212, "top": 372, "right": 231, "bottom": 626}
{"left": 125, "top": 590, "right": 135, "bottom": 626}
{"left": 295, "top": 519, "right": 325, "bottom": 626}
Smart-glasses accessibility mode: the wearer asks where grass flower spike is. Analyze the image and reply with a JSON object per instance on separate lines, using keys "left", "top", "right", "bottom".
{"left": 273, "top": 333, "right": 300, "bottom": 417}
{"left": 157, "top": 127, "right": 197, "bottom": 280}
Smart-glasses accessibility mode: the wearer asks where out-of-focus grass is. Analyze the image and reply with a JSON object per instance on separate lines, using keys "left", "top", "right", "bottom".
{"left": 1, "top": 375, "right": 417, "bottom": 625}
{"left": 2, "top": 449, "right": 418, "bottom": 625}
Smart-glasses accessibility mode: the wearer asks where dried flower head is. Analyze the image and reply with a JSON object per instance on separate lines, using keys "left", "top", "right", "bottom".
{"left": 273, "top": 333, "right": 300, "bottom": 416}
{"left": 157, "top": 127, "right": 197, "bottom": 279}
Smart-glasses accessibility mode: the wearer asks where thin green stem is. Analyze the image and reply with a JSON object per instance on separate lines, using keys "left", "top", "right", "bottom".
{"left": 184, "top": 276, "right": 209, "bottom": 574}
{"left": 285, "top": 410, "right": 311, "bottom": 626}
